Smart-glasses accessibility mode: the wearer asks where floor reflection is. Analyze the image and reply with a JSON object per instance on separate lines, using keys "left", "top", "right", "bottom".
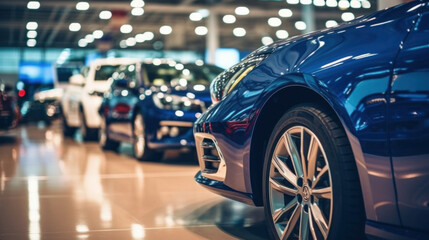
{"left": 0, "top": 121, "right": 267, "bottom": 239}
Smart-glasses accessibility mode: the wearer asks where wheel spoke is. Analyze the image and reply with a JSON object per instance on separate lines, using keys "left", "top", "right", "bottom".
{"left": 280, "top": 204, "right": 301, "bottom": 240}
{"left": 312, "top": 165, "right": 328, "bottom": 188}
{"left": 299, "top": 207, "right": 309, "bottom": 240}
{"left": 310, "top": 203, "right": 329, "bottom": 239}
{"left": 273, "top": 197, "right": 298, "bottom": 224}
{"left": 272, "top": 155, "right": 298, "bottom": 188}
{"left": 312, "top": 187, "right": 332, "bottom": 200}
{"left": 270, "top": 178, "right": 298, "bottom": 196}
{"left": 307, "top": 135, "right": 319, "bottom": 182}
{"left": 308, "top": 207, "right": 317, "bottom": 240}
{"left": 299, "top": 128, "right": 308, "bottom": 180}
{"left": 284, "top": 133, "right": 304, "bottom": 178}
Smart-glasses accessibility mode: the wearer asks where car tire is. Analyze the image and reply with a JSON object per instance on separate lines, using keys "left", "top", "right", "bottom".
{"left": 62, "top": 114, "right": 76, "bottom": 137}
{"left": 79, "top": 108, "right": 98, "bottom": 141}
{"left": 132, "top": 112, "right": 163, "bottom": 162}
{"left": 262, "top": 104, "right": 365, "bottom": 240}
{"left": 99, "top": 116, "right": 120, "bottom": 151}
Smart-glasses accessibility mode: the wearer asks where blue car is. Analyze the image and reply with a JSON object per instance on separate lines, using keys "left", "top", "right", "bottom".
{"left": 194, "top": 1, "right": 429, "bottom": 239}
{"left": 99, "top": 59, "right": 223, "bottom": 161}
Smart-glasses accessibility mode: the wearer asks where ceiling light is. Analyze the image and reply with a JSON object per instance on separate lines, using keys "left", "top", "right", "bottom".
{"left": 119, "top": 40, "right": 127, "bottom": 48}
{"left": 350, "top": 0, "right": 361, "bottom": 8}
{"left": 233, "top": 27, "right": 246, "bottom": 37}
{"left": 131, "top": 8, "right": 144, "bottom": 16}
{"left": 235, "top": 6, "right": 249, "bottom": 16}
{"left": 27, "top": 31, "right": 37, "bottom": 38}
{"left": 313, "top": 0, "right": 325, "bottom": 7}
{"left": 197, "top": 9, "right": 209, "bottom": 18}
{"left": 26, "top": 22, "right": 38, "bottom": 30}
{"left": 268, "top": 17, "right": 282, "bottom": 27}
{"left": 99, "top": 10, "right": 112, "bottom": 20}
{"left": 69, "top": 23, "right": 81, "bottom": 32}
{"left": 195, "top": 60, "right": 204, "bottom": 66}
{"left": 278, "top": 9, "right": 292, "bottom": 18}
{"left": 76, "top": 2, "right": 89, "bottom": 11}
{"left": 195, "top": 26, "right": 208, "bottom": 36}
{"left": 223, "top": 15, "right": 236, "bottom": 24}
{"left": 160, "top": 25, "right": 172, "bottom": 35}
{"left": 130, "top": 0, "right": 145, "bottom": 8}
{"left": 338, "top": 0, "right": 350, "bottom": 9}
{"left": 78, "top": 39, "right": 87, "bottom": 47}
{"left": 93, "top": 30, "right": 103, "bottom": 39}
{"left": 135, "top": 34, "right": 145, "bottom": 43}
{"left": 286, "top": 0, "right": 299, "bottom": 4}
{"left": 85, "top": 34, "right": 94, "bottom": 43}
{"left": 325, "top": 20, "right": 338, "bottom": 28}
{"left": 361, "top": 0, "right": 371, "bottom": 8}
{"left": 120, "top": 24, "right": 133, "bottom": 34}
{"left": 126, "top": 37, "right": 136, "bottom": 47}
{"left": 189, "top": 12, "right": 203, "bottom": 21}
{"left": 261, "top": 36, "right": 274, "bottom": 46}
{"left": 27, "top": 1, "right": 40, "bottom": 10}
{"left": 27, "top": 39, "right": 36, "bottom": 47}
{"left": 295, "top": 21, "right": 307, "bottom": 30}
{"left": 276, "top": 30, "right": 289, "bottom": 39}
{"left": 300, "top": 0, "right": 312, "bottom": 5}
{"left": 326, "top": 0, "right": 337, "bottom": 7}
{"left": 143, "top": 31, "right": 154, "bottom": 41}
{"left": 341, "top": 12, "right": 355, "bottom": 21}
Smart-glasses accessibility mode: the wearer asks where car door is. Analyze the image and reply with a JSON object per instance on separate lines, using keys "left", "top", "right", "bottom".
{"left": 389, "top": 4, "right": 429, "bottom": 232}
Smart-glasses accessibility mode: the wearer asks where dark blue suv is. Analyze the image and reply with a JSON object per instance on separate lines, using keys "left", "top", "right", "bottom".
{"left": 99, "top": 59, "right": 223, "bottom": 161}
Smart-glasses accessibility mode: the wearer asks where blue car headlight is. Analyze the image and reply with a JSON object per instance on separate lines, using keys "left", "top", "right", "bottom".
{"left": 210, "top": 54, "right": 268, "bottom": 104}
{"left": 152, "top": 93, "right": 204, "bottom": 112}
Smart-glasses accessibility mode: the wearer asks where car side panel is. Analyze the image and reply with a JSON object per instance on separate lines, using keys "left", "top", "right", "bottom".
{"left": 390, "top": 7, "right": 429, "bottom": 232}
{"left": 247, "top": 3, "right": 422, "bottom": 226}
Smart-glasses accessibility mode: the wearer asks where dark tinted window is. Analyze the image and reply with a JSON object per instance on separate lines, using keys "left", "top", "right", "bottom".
{"left": 144, "top": 63, "right": 223, "bottom": 87}
{"left": 94, "top": 65, "right": 118, "bottom": 81}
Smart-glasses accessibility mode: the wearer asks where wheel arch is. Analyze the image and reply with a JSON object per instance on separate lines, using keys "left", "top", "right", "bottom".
{"left": 249, "top": 83, "right": 358, "bottom": 206}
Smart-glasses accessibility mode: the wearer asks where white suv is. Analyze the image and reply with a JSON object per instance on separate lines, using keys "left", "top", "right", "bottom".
{"left": 61, "top": 58, "right": 140, "bottom": 140}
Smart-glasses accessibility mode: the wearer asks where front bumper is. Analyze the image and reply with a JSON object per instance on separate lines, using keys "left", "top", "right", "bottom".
{"left": 147, "top": 120, "right": 196, "bottom": 149}
{"left": 194, "top": 171, "right": 256, "bottom": 205}
{"left": 193, "top": 101, "right": 257, "bottom": 205}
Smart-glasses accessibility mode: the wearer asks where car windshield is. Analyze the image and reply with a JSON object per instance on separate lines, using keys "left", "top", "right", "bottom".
{"left": 144, "top": 63, "right": 223, "bottom": 87}
{"left": 94, "top": 65, "right": 118, "bottom": 81}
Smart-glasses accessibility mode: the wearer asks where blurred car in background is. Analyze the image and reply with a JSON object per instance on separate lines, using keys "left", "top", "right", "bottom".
{"left": 61, "top": 58, "right": 140, "bottom": 140}
{"left": 0, "top": 79, "right": 20, "bottom": 133}
{"left": 98, "top": 59, "right": 223, "bottom": 161}
{"left": 23, "top": 62, "right": 83, "bottom": 124}
{"left": 194, "top": 1, "right": 429, "bottom": 240}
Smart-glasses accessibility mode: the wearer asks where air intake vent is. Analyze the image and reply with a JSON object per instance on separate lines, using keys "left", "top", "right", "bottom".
{"left": 201, "top": 138, "right": 221, "bottom": 173}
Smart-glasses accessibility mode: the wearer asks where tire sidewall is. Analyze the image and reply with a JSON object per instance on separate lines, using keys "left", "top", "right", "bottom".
{"left": 262, "top": 105, "right": 345, "bottom": 240}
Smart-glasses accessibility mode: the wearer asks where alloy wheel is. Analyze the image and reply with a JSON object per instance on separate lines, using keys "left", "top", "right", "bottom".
{"left": 99, "top": 117, "right": 107, "bottom": 147}
{"left": 79, "top": 111, "right": 87, "bottom": 139}
{"left": 133, "top": 114, "right": 145, "bottom": 158}
{"left": 268, "top": 126, "right": 332, "bottom": 240}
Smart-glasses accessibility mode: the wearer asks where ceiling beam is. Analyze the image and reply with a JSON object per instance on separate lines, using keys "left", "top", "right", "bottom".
{"left": 45, "top": 7, "right": 72, "bottom": 46}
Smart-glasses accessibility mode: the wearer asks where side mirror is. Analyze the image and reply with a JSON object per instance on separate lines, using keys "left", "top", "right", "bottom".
{"left": 69, "top": 74, "right": 85, "bottom": 86}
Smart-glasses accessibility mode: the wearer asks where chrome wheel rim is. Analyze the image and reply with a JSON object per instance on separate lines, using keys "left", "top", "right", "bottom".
{"left": 133, "top": 114, "right": 145, "bottom": 158}
{"left": 269, "top": 126, "right": 332, "bottom": 240}
{"left": 99, "top": 117, "right": 107, "bottom": 147}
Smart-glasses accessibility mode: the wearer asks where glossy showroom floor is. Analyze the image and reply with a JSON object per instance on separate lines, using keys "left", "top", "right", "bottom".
{"left": 0, "top": 121, "right": 268, "bottom": 240}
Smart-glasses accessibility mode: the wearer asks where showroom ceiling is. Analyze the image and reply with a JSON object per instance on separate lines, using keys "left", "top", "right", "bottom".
{"left": 0, "top": 0, "right": 376, "bottom": 51}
